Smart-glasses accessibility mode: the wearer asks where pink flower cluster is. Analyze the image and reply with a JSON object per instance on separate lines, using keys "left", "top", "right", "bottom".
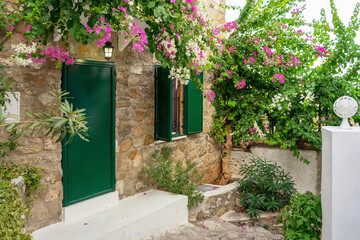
{"left": 97, "top": 26, "right": 112, "bottom": 47}
{"left": 263, "top": 46, "right": 272, "bottom": 58}
{"left": 272, "top": 74, "right": 285, "bottom": 83}
{"left": 128, "top": 22, "right": 148, "bottom": 52}
{"left": 315, "top": 45, "right": 328, "bottom": 58}
{"left": 291, "top": 8, "right": 300, "bottom": 15}
{"left": 33, "top": 46, "right": 74, "bottom": 65}
{"left": 204, "top": 91, "right": 215, "bottom": 102}
{"left": 237, "top": 79, "right": 246, "bottom": 89}
{"left": 222, "top": 21, "right": 238, "bottom": 32}
{"left": 248, "top": 127, "right": 257, "bottom": 135}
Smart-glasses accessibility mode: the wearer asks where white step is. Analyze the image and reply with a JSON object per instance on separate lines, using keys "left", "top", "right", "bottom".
{"left": 32, "top": 190, "right": 188, "bottom": 240}
{"left": 63, "top": 191, "right": 119, "bottom": 223}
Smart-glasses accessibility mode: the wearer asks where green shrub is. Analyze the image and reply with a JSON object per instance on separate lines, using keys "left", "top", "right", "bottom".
{"left": 278, "top": 191, "right": 322, "bottom": 240}
{"left": 0, "top": 161, "right": 42, "bottom": 198}
{"left": 0, "top": 178, "right": 32, "bottom": 240}
{"left": 237, "top": 157, "right": 296, "bottom": 218}
{"left": 0, "top": 161, "right": 43, "bottom": 239}
{"left": 141, "top": 146, "right": 204, "bottom": 208}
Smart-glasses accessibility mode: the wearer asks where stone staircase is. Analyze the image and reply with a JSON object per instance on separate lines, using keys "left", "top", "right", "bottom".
{"left": 143, "top": 217, "right": 284, "bottom": 240}
{"left": 32, "top": 190, "right": 188, "bottom": 240}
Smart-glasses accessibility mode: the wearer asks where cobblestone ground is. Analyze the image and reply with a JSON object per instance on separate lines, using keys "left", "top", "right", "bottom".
{"left": 143, "top": 217, "right": 284, "bottom": 240}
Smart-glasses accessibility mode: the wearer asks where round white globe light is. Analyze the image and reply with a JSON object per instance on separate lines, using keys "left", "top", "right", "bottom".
{"left": 333, "top": 96, "right": 358, "bottom": 129}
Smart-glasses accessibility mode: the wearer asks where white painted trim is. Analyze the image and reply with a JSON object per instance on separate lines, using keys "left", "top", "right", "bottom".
{"left": 2, "top": 92, "right": 20, "bottom": 123}
{"left": 155, "top": 135, "right": 187, "bottom": 144}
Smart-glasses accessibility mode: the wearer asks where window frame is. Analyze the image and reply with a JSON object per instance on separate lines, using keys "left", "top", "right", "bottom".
{"left": 154, "top": 65, "right": 203, "bottom": 142}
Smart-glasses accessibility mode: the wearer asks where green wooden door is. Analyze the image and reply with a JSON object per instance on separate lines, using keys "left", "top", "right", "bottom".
{"left": 62, "top": 59, "right": 115, "bottom": 207}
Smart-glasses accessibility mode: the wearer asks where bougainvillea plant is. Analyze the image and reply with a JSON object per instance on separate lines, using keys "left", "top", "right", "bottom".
{"left": 209, "top": 0, "right": 360, "bottom": 182}
{"left": 1, "top": 0, "right": 237, "bottom": 87}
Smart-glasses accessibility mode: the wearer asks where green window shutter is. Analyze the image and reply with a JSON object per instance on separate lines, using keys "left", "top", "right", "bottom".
{"left": 155, "top": 65, "right": 172, "bottom": 141}
{"left": 184, "top": 73, "right": 203, "bottom": 134}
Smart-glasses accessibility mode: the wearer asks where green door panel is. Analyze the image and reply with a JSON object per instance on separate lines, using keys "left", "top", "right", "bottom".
{"left": 184, "top": 73, "right": 203, "bottom": 134}
{"left": 155, "top": 65, "right": 172, "bottom": 141}
{"left": 62, "top": 59, "right": 115, "bottom": 207}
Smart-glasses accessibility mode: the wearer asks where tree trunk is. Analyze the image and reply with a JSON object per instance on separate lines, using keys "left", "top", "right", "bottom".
{"left": 217, "top": 127, "right": 232, "bottom": 185}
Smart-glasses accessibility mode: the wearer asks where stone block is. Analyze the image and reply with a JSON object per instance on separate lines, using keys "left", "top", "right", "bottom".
{"left": 188, "top": 150, "right": 197, "bottom": 160}
{"left": 44, "top": 137, "right": 60, "bottom": 151}
{"left": 129, "top": 150, "right": 137, "bottom": 160}
{"left": 118, "top": 123, "right": 131, "bottom": 136}
{"left": 133, "top": 155, "right": 142, "bottom": 168}
{"left": 144, "top": 134, "right": 154, "bottom": 145}
{"left": 44, "top": 183, "right": 62, "bottom": 203}
{"left": 30, "top": 202, "right": 48, "bottom": 222}
{"left": 11, "top": 176, "right": 25, "bottom": 195}
{"left": 133, "top": 123, "right": 146, "bottom": 137}
{"left": 116, "top": 180, "right": 124, "bottom": 195}
{"left": 136, "top": 110, "right": 146, "bottom": 121}
{"left": 128, "top": 75, "right": 139, "bottom": 85}
{"left": 119, "top": 138, "right": 132, "bottom": 152}
{"left": 133, "top": 138, "right": 143, "bottom": 148}
{"left": 216, "top": 207, "right": 226, "bottom": 217}
{"left": 118, "top": 98, "right": 131, "bottom": 107}
{"left": 129, "top": 89, "right": 138, "bottom": 99}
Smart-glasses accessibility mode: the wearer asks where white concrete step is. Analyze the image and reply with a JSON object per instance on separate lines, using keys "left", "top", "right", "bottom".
{"left": 32, "top": 190, "right": 188, "bottom": 240}
{"left": 63, "top": 191, "right": 120, "bottom": 223}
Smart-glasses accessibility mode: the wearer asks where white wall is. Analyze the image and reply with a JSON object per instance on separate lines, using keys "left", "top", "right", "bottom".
{"left": 322, "top": 126, "right": 360, "bottom": 240}
{"left": 230, "top": 146, "right": 320, "bottom": 194}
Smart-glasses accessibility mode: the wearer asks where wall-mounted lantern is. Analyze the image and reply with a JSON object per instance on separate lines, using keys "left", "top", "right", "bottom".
{"left": 103, "top": 41, "right": 114, "bottom": 61}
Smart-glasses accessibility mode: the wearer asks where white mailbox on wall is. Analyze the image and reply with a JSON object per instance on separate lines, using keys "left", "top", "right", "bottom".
{"left": 2, "top": 92, "right": 20, "bottom": 123}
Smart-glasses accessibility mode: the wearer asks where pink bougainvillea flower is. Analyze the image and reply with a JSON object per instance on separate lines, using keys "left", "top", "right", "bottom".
{"left": 93, "top": 26, "right": 101, "bottom": 34}
{"left": 248, "top": 57, "right": 255, "bottom": 65}
{"left": 237, "top": 79, "right": 246, "bottom": 89}
{"left": 84, "top": 25, "right": 92, "bottom": 34}
{"left": 25, "top": 24, "right": 32, "bottom": 32}
{"left": 273, "top": 74, "right": 285, "bottom": 83}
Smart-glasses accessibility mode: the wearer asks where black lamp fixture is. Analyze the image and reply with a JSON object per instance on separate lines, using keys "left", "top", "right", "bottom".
{"left": 103, "top": 41, "right": 115, "bottom": 61}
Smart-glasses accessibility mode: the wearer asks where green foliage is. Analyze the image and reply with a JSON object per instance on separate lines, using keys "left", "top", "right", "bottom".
{"left": 1, "top": 0, "right": 217, "bottom": 86}
{"left": 0, "top": 141, "right": 18, "bottom": 159}
{"left": 141, "top": 146, "right": 204, "bottom": 208}
{"left": 0, "top": 178, "right": 32, "bottom": 240}
{"left": 237, "top": 157, "right": 296, "bottom": 218}
{"left": 0, "top": 161, "right": 42, "bottom": 239}
{"left": 0, "top": 161, "right": 42, "bottom": 198}
{"left": 278, "top": 191, "right": 322, "bottom": 240}
{"left": 210, "top": 0, "right": 360, "bottom": 161}
{"left": 0, "top": 91, "right": 89, "bottom": 143}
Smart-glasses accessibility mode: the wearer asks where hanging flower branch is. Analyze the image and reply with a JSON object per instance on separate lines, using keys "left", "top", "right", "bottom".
{"left": 1, "top": 0, "right": 237, "bottom": 87}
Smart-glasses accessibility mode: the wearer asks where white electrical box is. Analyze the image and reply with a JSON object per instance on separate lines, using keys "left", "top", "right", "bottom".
{"left": 2, "top": 92, "right": 20, "bottom": 123}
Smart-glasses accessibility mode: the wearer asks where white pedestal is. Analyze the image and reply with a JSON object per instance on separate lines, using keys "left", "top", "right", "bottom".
{"left": 322, "top": 126, "right": 360, "bottom": 240}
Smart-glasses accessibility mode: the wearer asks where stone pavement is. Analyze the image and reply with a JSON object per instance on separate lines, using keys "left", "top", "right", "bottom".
{"left": 143, "top": 217, "right": 284, "bottom": 240}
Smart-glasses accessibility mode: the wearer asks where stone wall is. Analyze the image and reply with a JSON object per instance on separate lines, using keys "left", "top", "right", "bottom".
{"left": 0, "top": 0, "right": 225, "bottom": 232}
{"left": 230, "top": 146, "right": 321, "bottom": 194}
{"left": 189, "top": 183, "right": 239, "bottom": 223}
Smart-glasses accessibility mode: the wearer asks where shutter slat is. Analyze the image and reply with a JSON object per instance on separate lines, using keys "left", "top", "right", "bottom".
{"left": 155, "top": 66, "right": 172, "bottom": 141}
{"left": 184, "top": 73, "right": 203, "bottom": 134}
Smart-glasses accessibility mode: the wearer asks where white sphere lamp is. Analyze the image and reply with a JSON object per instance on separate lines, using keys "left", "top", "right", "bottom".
{"left": 333, "top": 96, "right": 358, "bottom": 129}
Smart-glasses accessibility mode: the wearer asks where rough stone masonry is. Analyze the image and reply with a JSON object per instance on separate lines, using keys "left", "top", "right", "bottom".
{"left": 0, "top": 0, "right": 226, "bottom": 231}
